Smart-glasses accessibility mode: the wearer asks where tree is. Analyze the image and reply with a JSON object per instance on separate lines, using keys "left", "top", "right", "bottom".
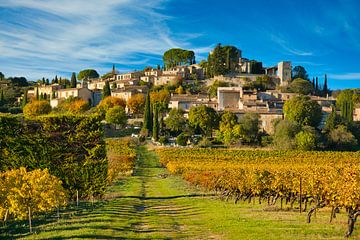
{"left": 127, "top": 94, "right": 145, "bottom": 115}
{"left": 283, "top": 96, "right": 322, "bottom": 127}
{"left": 295, "top": 126, "right": 317, "bottom": 150}
{"left": 165, "top": 108, "right": 187, "bottom": 136}
{"left": 22, "top": 91, "right": 28, "bottom": 108}
{"left": 292, "top": 66, "right": 308, "bottom": 80}
{"left": 23, "top": 100, "right": 52, "bottom": 118}
{"left": 58, "top": 97, "right": 90, "bottom": 114}
{"left": 216, "top": 111, "right": 238, "bottom": 144}
{"left": 77, "top": 69, "right": 100, "bottom": 80}
{"left": 0, "top": 89, "right": 4, "bottom": 105}
{"left": 233, "top": 113, "right": 259, "bottom": 144}
{"left": 288, "top": 78, "right": 314, "bottom": 95}
{"left": 152, "top": 103, "right": 159, "bottom": 141}
{"left": 102, "top": 81, "right": 111, "bottom": 99}
{"left": 272, "top": 119, "right": 301, "bottom": 150}
{"left": 8, "top": 77, "right": 28, "bottom": 87}
{"left": 323, "top": 107, "right": 344, "bottom": 132}
{"left": 208, "top": 80, "right": 229, "bottom": 98}
{"left": 252, "top": 75, "right": 276, "bottom": 91}
{"left": 142, "top": 92, "right": 152, "bottom": 135}
{"left": 207, "top": 44, "right": 240, "bottom": 77}
{"left": 163, "top": 48, "right": 195, "bottom": 69}
{"left": 328, "top": 125, "right": 358, "bottom": 150}
{"left": 97, "top": 96, "right": 126, "bottom": 115}
{"left": 323, "top": 74, "right": 329, "bottom": 97}
{"left": 0, "top": 168, "right": 66, "bottom": 233}
{"left": 35, "top": 87, "right": 39, "bottom": 100}
{"left": 150, "top": 89, "right": 170, "bottom": 111}
{"left": 189, "top": 105, "right": 219, "bottom": 137}
{"left": 0, "top": 72, "right": 4, "bottom": 81}
{"left": 105, "top": 106, "right": 127, "bottom": 128}
{"left": 337, "top": 89, "right": 354, "bottom": 122}
{"left": 70, "top": 72, "right": 77, "bottom": 88}
{"left": 54, "top": 75, "right": 59, "bottom": 84}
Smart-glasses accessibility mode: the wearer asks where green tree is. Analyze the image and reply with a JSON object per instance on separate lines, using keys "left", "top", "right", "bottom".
{"left": 189, "top": 105, "right": 219, "bottom": 137}
{"left": 165, "top": 108, "right": 187, "bottom": 136}
{"left": 233, "top": 113, "right": 259, "bottom": 144}
{"left": 0, "top": 72, "right": 4, "bottom": 81}
{"left": 295, "top": 126, "right": 317, "bottom": 150}
{"left": 77, "top": 69, "right": 100, "bottom": 80}
{"left": 336, "top": 89, "right": 354, "bottom": 122}
{"left": 323, "top": 107, "right": 344, "bottom": 132}
{"left": 54, "top": 75, "right": 58, "bottom": 84}
{"left": 35, "top": 87, "right": 39, "bottom": 100}
{"left": 0, "top": 89, "right": 4, "bottom": 105}
{"left": 152, "top": 103, "right": 159, "bottom": 141}
{"left": 21, "top": 91, "right": 28, "bottom": 108}
{"left": 288, "top": 78, "right": 314, "bottom": 95}
{"left": 272, "top": 119, "right": 301, "bottom": 150}
{"left": 328, "top": 125, "right": 358, "bottom": 150}
{"left": 142, "top": 92, "right": 152, "bottom": 135}
{"left": 292, "top": 66, "right": 308, "bottom": 80}
{"left": 163, "top": 48, "right": 195, "bottom": 69}
{"left": 217, "top": 111, "right": 238, "bottom": 144}
{"left": 105, "top": 106, "right": 127, "bottom": 128}
{"left": 70, "top": 72, "right": 77, "bottom": 88}
{"left": 323, "top": 74, "right": 329, "bottom": 97}
{"left": 283, "top": 96, "right": 322, "bottom": 127}
{"left": 208, "top": 80, "right": 229, "bottom": 98}
{"left": 102, "top": 81, "right": 111, "bottom": 99}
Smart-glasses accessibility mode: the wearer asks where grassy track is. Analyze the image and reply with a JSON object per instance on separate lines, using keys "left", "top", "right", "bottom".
{"left": 1, "top": 145, "right": 360, "bottom": 239}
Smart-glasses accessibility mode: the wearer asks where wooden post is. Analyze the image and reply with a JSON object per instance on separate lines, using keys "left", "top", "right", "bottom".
{"left": 76, "top": 190, "right": 79, "bottom": 207}
{"left": 299, "top": 177, "right": 302, "bottom": 213}
{"left": 28, "top": 206, "right": 32, "bottom": 233}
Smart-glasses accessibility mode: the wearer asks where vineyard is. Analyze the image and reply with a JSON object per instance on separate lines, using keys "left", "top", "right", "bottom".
{"left": 156, "top": 148, "right": 360, "bottom": 237}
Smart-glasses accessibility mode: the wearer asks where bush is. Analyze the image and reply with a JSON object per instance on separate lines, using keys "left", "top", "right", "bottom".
{"left": 176, "top": 133, "right": 189, "bottom": 146}
{"left": 272, "top": 119, "right": 300, "bottom": 150}
{"left": 328, "top": 125, "right": 358, "bottom": 150}
{"left": 23, "top": 100, "right": 51, "bottom": 118}
{"left": 295, "top": 130, "right": 317, "bottom": 150}
{"left": 105, "top": 106, "right": 127, "bottom": 128}
{"left": 159, "top": 136, "right": 169, "bottom": 145}
{"left": 197, "top": 137, "right": 212, "bottom": 148}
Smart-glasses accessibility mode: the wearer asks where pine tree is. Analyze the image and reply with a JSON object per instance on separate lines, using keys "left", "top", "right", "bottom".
{"left": 102, "top": 81, "right": 111, "bottom": 99}
{"left": 143, "top": 92, "right": 152, "bottom": 135}
{"left": 323, "top": 74, "right": 328, "bottom": 97}
{"left": 70, "top": 72, "right": 77, "bottom": 88}
{"left": 22, "top": 91, "right": 28, "bottom": 108}
{"left": 152, "top": 103, "right": 159, "bottom": 141}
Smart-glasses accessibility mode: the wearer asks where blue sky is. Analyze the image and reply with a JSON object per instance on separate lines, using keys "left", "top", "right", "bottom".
{"left": 0, "top": 0, "right": 360, "bottom": 89}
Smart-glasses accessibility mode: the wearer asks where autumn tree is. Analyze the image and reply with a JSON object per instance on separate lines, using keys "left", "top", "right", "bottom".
{"left": 0, "top": 168, "right": 66, "bottom": 232}
{"left": 127, "top": 94, "right": 145, "bottom": 115}
{"left": 58, "top": 97, "right": 90, "bottom": 114}
{"left": 23, "top": 100, "right": 52, "bottom": 118}
{"left": 97, "top": 96, "right": 126, "bottom": 115}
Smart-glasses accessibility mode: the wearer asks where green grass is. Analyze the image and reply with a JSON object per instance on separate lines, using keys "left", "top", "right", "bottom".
{"left": 1, "top": 145, "right": 360, "bottom": 239}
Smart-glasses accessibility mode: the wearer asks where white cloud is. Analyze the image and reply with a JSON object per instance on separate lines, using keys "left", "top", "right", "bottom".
{"left": 328, "top": 73, "right": 360, "bottom": 80}
{"left": 0, "top": 0, "right": 208, "bottom": 79}
{"left": 270, "top": 33, "right": 313, "bottom": 56}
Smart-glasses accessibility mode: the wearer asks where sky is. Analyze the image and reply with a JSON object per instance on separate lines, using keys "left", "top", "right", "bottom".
{"left": 0, "top": 0, "right": 360, "bottom": 89}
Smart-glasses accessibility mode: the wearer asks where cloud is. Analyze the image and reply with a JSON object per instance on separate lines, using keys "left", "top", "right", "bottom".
{"left": 270, "top": 33, "right": 313, "bottom": 56}
{"left": 328, "top": 73, "right": 360, "bottom": 80}
{"left": 0, "top": 0, "right": 206, "bottom": 79}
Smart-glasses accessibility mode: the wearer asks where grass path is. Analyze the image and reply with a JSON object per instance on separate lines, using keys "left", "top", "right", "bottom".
{"left": 2, "top": 145, "right": 360, "bottom": 239}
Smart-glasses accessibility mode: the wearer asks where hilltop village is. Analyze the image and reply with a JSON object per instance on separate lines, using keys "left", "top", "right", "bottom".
{"left": 27, "top": 47, "right": 334, "bottom": 134}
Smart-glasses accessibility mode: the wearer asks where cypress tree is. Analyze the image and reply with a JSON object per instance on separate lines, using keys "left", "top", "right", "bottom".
{"left": 102, "top": 81, "right": 111, "bottom": 99}
{"left": 46, "top": 79, "right": 50, "bottom": 85}
{"left": 22, "top": 91, "right": 28, "bottom": 108}
{"left": 40, "top": 92, "right": 44, "bottom": 100}
{"left": 42, "top": 77, "right": 45, "bottom": 85}
{"left": 143, "top": 92, "right": 152, "bottom": 134}
{"left": 323, "top": 74, "right": 328, "bottom": 97}
{"left": 315, "top": 77, "right": 319, "bottom": 95}
{"left": 52, "top": 91, "right": 56, "bottom": 99}
{"left": 36, "top": 87, "right": 39, "bottom": 100}
{"left": 112, "top": 64, "right": 116, "bottom": 74}
{"left": 0, "top": 89, "right": 4, "bottom": 105}
{"left": 70, "top": 72, "right": 77, "bottom": 88}
{"left": 312, "top": 77, "right": 315, "bottom": 89}
{"left": 54, "top": 75, "right": 58, "bottom": 84}
{"left": 152, "top": 103, "right": 159, "bottom": 141}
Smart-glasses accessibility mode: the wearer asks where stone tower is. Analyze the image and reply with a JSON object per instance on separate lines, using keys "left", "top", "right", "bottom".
{"left": 277, "top": 61, "right": 292, "bottom": 86}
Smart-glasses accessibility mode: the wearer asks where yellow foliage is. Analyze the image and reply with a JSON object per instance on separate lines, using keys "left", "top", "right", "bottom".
{"left": 0, "top": 168, "right": 66, "bottom": 220}
{"left": 59, "top": 98, "right": 90, "bottom": 113}
{"left": 23, "top": 100, "right": 51, "bottom": 118}
{"left": 127, "top": 94, "right": 145, "bottom": 114}
{"left": 97, "top": 96, "right": 126, "bottom": 113}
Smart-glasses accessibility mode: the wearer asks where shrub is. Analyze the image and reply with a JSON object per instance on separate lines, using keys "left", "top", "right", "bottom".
{"left": 176, "top": 132, "right": 189, "bottom": 146}
{"left": 23, "top": 100, "right": 51, "bottom": 118}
